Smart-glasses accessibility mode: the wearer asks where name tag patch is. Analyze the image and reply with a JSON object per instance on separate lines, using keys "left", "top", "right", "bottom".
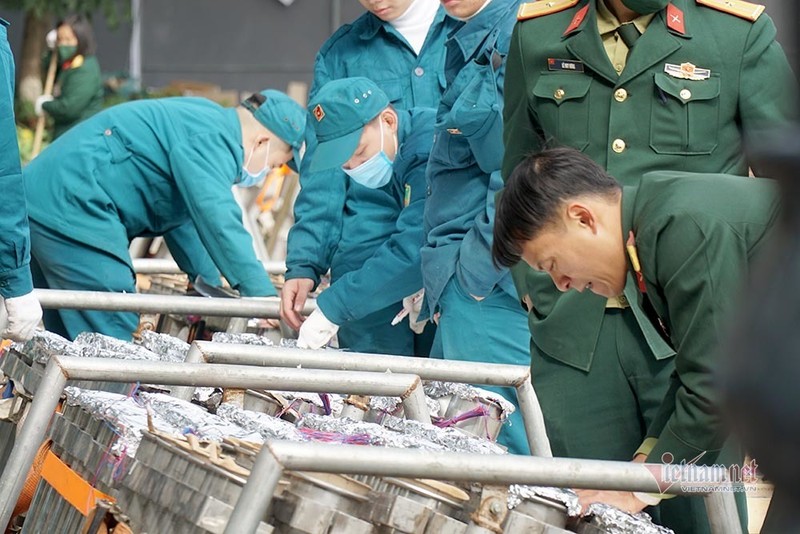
{"left": 548, "top": 58, "right": 585, "bottom": 73}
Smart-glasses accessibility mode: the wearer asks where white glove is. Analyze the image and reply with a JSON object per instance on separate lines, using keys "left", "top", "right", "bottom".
{"left": 297, "top": 309, "right": 339, "bottom": 350}
{"left": 35, "top": 95, "right": 54, "bottom": 117}
{"left": 401, "top": 289, "right": 427, "bottom": 334}
{"left": 45, "top": 29, "right": 57, "bottom": 50}
{"left": 1, "top": 293, "right": 43, "bottom": 342}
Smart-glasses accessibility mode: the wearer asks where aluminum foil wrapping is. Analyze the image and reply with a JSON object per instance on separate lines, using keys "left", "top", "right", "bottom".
{"left": 137, "top": 392, "right": 261, "bottom": 443}
{"left": 135, "top": 331, "right": 219, "bottom": 405}
{"left": 279, "top": 338, "right": 299, "bottom": 349}
{"left": 136, "top": 330, "right": 189, "bottom": 363}
{"left": 211, "top": 332, "right": 275, "bottom": 346}
{"left": 74, "top": 332, "right": 163, "bottom": 361}
{"left": 369, "top": 395, "right": 441, "bottom": 418}
{"left": 424, "top": 381, "right": 515, "bottom": 417}
{"left": 507, "top": 485, "right": 581, "bottom": 517}
{"left": 584, "top": 503, "right": 673, "bottom": 534}
{"left": 216, "top": 403, "right": 306, "bottom": 442}
{"left": 64, "top": 387, "right": 178, "bottom": 456}
{"left": 382, "top": 416, "right": 506, "bottom": 455}
{"left": 23, "top": 330, "right": 81, "bottom": 365}
{"left": 297, "top": 413, "right": 446, "bottom": 451}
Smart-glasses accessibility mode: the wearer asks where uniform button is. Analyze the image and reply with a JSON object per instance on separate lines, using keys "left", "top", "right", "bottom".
{"left": 679, "top": 89, "right": 692, "bottom": 100}
{"left": 554, "top": 88, "right": 565, "bottom": 100}
{"left": 618, "top": 294, "right": 628, "bottom": 306}
{"left": 614, "top": 64, "right": 623, "bottom": 73}
{"left": 612, "top": 138, "right": 626, "bottom": 153}
{"left": 104, "top": 129, "right": 112, "bottom": 136}
{"left": 414, "top": 66, "right": 424, "bottom": 77}
{"left": 614, "top": 88, "right": 628, "bottom": 102}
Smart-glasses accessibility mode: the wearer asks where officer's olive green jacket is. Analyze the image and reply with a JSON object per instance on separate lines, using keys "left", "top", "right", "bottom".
{"left": 502, "top": 0, "right": 796, "bottom": 371}
{"left": 622, "top": 171, "right": 779, "bottom": 463}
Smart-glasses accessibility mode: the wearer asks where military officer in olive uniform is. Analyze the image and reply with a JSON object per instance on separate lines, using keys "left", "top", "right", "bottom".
{"left": 501, "top": 0, "right": 794, "bottom": 531}
{"left": 493, "top": 147, "right": 779, "bottom": 523}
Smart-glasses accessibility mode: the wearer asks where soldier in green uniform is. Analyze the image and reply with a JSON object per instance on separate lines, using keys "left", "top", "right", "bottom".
{"left": 502, "top": 0, "right": 793, "bottom": 529}
{"left": 493, "top": 147, "right": 779, "bottom": 522}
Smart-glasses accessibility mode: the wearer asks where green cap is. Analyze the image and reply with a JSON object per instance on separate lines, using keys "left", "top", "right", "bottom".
{"left": 242, "top": 89, "right": 308, "bottom": 171}
{"left": 307, "top": 77, "right": 390, "bottom": 173}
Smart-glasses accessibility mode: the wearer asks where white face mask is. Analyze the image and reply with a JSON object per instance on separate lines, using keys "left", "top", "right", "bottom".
{"left": 239, "top": 140, "right": 271, "bottom": 187}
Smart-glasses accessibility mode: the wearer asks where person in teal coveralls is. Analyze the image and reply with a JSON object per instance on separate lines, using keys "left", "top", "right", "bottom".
{"left": 419, "top": 0, "right": 531, "bottom": 455}
{"left": 24, "top": 91, "right": 308, "bottom": 341}
{"left": 293, "top": 77, "right": 435, "bottom": 350}
{"left": 282, "top": 0, "right": 455, "bottom": 356}
{"left": 0, "top": 18, "right": 43, "bottom": 342}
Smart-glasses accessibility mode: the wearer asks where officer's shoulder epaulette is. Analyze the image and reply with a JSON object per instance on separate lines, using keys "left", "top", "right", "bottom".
{"left": 517, "top": 0, "right": 580, "bottom": 21}
{"left": 696, "top": 0, "right": 765, "bottom": 22}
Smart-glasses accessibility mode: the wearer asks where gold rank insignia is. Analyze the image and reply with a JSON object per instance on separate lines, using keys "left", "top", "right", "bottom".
{"left": 312, "top": 104, "right": 325, "bottom": 122}
{"left": 696, "top": 0, "right": 765, "bottom": 22}
{"left": 518, "top": 0, "right": 579, "bottom": 21}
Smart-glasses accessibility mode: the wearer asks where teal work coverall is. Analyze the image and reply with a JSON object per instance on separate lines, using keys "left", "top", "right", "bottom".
{"left": 24, "top": 97, "right": 276, "bottom": 340}
{"left": 286, "top": 8, "right": 455, "bottom": 356}
{"left": 420, "top": 0, "right": 532, "bottom": 455}
{"left": 0, "top": 19, "right": 35, "bottom": 301}
{"left": 316, "top": 109, "right": 435, "bottom": 331}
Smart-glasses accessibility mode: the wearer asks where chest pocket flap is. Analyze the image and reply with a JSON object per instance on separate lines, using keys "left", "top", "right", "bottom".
{"left": 532, "top": 73, "right": 592, "bottom": 105}
{"left": 654, "top": 72, "right": 720, "bottom": 104}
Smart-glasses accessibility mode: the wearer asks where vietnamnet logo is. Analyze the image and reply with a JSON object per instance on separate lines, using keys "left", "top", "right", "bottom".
{"left": 644, "top": 452, "right": 760, "bottom": 494}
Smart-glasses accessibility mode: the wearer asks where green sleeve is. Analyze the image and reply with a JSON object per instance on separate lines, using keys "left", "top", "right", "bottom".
{"left": 42, "top": 63, "right": 101, "bottom": 122}
{"left": 644, "top": 215, "right": 747, "bottom": 464}
{"left": 501, "top": 23, "right": 544, "bottom": 182}
{"left": 168, "top": 135, "right": 276, "bottom": 297}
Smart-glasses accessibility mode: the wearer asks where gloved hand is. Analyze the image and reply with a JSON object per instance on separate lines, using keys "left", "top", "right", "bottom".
{"left": 1, "top": 292, "right": 43, "bottom": 342}
{"left": 45, "top": 29, "right": 57, "bottom": 50}
{"left": 35, "top": 95, "right": 54, "bottom": 117}
{"left": 397, "top": 289, "right": 427, "bottom": 334}
{"left": 297, "top": 308, "right": 339, "bottom": 350}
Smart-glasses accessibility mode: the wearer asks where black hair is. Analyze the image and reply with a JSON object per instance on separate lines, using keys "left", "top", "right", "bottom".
{"left": 57, "top": 15, "right": 96, "bottom": 56}
{"left": 492, "top": 147, "right": 621, "bottom": 268}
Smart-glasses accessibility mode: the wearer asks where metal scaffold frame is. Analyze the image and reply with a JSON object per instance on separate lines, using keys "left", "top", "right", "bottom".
{"left": 0, "top": 356, "right": 428, "bottom": 528}
{"left": 175, "top": 341, "right": 552, "bottom": 458}
{"left": 0, "top": 355, "right": 742, "bottom": 534}
{"left": 33, "top": 288, "right": 316, "bottom": 318}
{"left": 132, "top": 258, "right": 287, "bottom": 276}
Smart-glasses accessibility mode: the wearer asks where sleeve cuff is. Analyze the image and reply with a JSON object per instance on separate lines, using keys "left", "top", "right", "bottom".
{"left": 316, "top": 290, "right": 347, "bottom": 326}
{"left": 634, "top": 437, "right": 659, "bottom": 459}
{"left": 0, "top": 264, "right": 34, "bottom": 299}
{"left": 284, "top": 266, "right": 321, "bottom": 289}
{"left": 235, "top": 275, "right": 277, "bottom": 297}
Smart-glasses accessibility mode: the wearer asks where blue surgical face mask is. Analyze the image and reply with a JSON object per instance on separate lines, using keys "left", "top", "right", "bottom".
{"left": 343, "top": 120, "right": 396, "bottom": 189}
{"left": 239, "top": 140, "right": 271, "bottom": 187}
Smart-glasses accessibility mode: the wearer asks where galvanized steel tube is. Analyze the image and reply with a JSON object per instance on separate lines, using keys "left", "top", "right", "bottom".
{"left": 132, "top": 258, "right": 287, "bottom": 276}
{"left": 704, "top": 485, "right": 744, "bottom": 534}
{"left": 223, "top": 442, "right": 284, "bottom": 534}
{"left": 515, "top": 378, "right": 553, "bottom": 457}
{"left": 33, "top": 289, "right": 316, "bottom": 317}
{"left": 197, "top": 342, "right": 527, "bottom": 386}
{"left": 0, "top": 362, "right": 66, "bottom": 529}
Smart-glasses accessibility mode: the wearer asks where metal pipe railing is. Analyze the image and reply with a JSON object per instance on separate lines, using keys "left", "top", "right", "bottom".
{"left": 0, "top": 356, "right": 428, "bottom": 528}
{"left": 175, "top": 342, "right": 551, "bottom": 457}
{"left": 132, "top": 258, "right": 287, "bottom": 276}
{"left": 224, "top": 441, "right": 743, "bottom": 534}
{"left": 33, "top": 289, "right": 316, "bottom": 318}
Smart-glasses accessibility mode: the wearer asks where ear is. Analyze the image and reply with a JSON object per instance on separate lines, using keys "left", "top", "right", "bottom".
{"left": 255, "top": 133, "right": 271, "bottom": 146}
{"left": 566, "top": 202, "right": 597, "bottom": 233}
{"left": 381, "top": 108, "right": 398, "bottom": 134}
